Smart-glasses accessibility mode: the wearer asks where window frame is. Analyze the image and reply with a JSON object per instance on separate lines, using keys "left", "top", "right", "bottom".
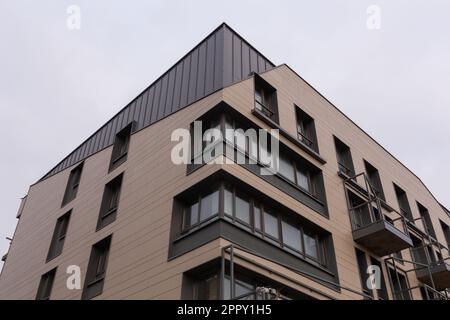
{"left": 46, "top": 210, "right": 72, "bottom": 262}
{"left": 96, "top": 173, "right": 124, "bottom": 231}
{"left": 36, "top": 268, "right": 57, "bottom": 300}
{"left": 109, "top": 122, "right": 134, "bottom": 171}
{"left": 61, "top": 162, "right": 84, "bottom": 207}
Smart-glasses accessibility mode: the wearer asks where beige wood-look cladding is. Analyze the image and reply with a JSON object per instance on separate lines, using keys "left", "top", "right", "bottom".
{"left": 0, "top": 63, "right": 449, "bottom": 300}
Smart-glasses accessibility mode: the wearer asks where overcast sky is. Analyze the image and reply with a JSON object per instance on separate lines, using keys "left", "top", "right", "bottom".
{"left": 1, "top": 0, "right": 449, "bottom": 269}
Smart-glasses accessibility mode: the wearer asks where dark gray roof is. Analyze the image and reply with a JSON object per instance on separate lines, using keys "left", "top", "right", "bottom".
{"left": 39, "top": 23, "right": 275, "bottom": 182}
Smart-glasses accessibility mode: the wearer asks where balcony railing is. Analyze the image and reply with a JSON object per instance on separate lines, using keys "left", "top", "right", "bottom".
{"left": 254, "top": 100, "right": 274, "bottom": 119}
{"left": 297, "top": 131, "right": 315, "bottom": 149}
{"left": 344, "top": 172, "right": 413, "bottom": 256}
{"left": 338, "top": 162, "right": 355, "bottom": 178}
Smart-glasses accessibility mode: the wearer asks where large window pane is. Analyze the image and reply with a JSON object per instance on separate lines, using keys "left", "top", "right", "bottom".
{"left": 264, "top": 209, "right": 279, "bottom": 240}
{"left": 281, "top": 220, "right": 302, "bottom": 252}
{"left": 235, "top": 194, "right": 250, "bottom": 224}
{"left": 279, "top": 155, "right": 295, "bottom": 182}
{"left": 184, "top": 202, "right": 199, "bottom": 229}
{"left": 224, "top": 187, "right": 233, "bottom": 217}
{"left": 254, "top": 206, "right": 261, "bottom": 231}
{"left": 200, "top": 190, "right": 219, "bottom": 221}
{"left": 304, "top": 231, "right": 319, "bottom": 260}
{"left": 296, "top": 167, "right": 310, "bottom": 192}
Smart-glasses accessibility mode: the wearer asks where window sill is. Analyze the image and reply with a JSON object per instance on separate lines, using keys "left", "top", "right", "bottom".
{"left": 251, "top": 109, "right": 326, "bottom": 165}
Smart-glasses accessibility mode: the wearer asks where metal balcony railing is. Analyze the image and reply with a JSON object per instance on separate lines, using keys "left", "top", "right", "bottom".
{"left": 255, "top": 100, "right": 274, "bottom": 119}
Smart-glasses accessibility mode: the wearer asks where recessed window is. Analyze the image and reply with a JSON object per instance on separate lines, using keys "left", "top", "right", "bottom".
{"left": 363, "top": 160, "right": 385, "bottom": 201}
{"left": 82, "top": 235, "right": 112, "bottom": 300}
{"left": 355, "top": 248, "right": 372, "bottom": 299}
{"left": 187, "top": 265, "right": 307, "bottom": 300}
{"left": 334, "top": 137, "right": 355, "bottom": 177}
{"left": 235, "top": 193, "right": 250, "bottom": 225}
{"left": 263, "top": 209, "right": 279, "bottom": 240}
{"left": 295, "top": 106, "right": 318, "bottom": 152}
{"left": 200, "top": 190, "right": 219, "bottom": 221}
{"left": 47, "top": 211, "right": 71, "bottom": 261}
{"left": 36, "top": 268, "right": 56, "bottom": 300}
{"left": 109, "top": 123, "right": 133, "bottom": 171}
{"left": 177, "top": 180, "right": 328, "bottom": 267}
{"left": 370, "top": 257, "right": 388, "bottom": 300}
{"left": 393, "top": 184, "right": 413, "bottom": 222}
{"left": 281, "top": 219, "right": 302, "bottom": 252}
{"left": 182, "top": 189, "right": 219, "bottom": 232}
{"left": 97, "top": 173, "right": 123, "bottom": 231}
{"left": 388, "top": 268, "right": 411, "bottom": 300}
{"left": 61, "top": 162, "right": 83, "bottom": 206}
{"left": 304, "top": 230, "right": 319, "bottom": 260}
{"left": 417, "top": 202, "right": 436, "bottom": 239}
{"left": 254, "top": 75, "right": 278, "bottom": 123}
{"left": 440, "top": 220, "right": 450, "bottom": 249}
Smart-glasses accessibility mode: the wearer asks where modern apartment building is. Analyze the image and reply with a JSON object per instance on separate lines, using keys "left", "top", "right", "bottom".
{"left": 1, "top": 23, "right": 449, "bottom": 300}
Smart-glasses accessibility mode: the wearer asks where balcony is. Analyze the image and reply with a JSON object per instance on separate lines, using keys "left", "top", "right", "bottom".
{"left": 415, "top": 260, "right": 450, "bottom": 291}
{"left": 345, "top": 173, "right": 413, "bottom": 256}
{"left": 351, "top": 211, "right": 413, "bottom": 256}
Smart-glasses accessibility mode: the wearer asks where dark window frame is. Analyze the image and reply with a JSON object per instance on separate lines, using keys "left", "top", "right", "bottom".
{"left": 96, "top": 173, "right": 124, "bottom": 231}
{"left": 439, "top": 220, "right": 450, "bottom": 248}
{"left": 417, "top": 202, "right": 436, "bottom": 239}
{"left": 109, "top": 122, "right": 135, "bottom": 171}
{"left": 253, "top": 74, "right": 279, "bottom": 123}
{"left": 61, "top": 162, "right": 83, "bottom": 207}
{"left": 180, "top": 180, "right": 328, "bottom": 268}
{"left": 393, "top": 183, "right": 413, "bottom": 222}
{"left": 81, "top": 235, "right": 112, "bottom": 300}
{"left": 295, "top": 106, "right": 319, "bottom": 152}
{"left": 36, "top": 268, "right": 57, "bottom": 300}
{"left": 363, "top": 160, "right": 385, "bottom": 201}
{"left": 333, "top": 136, "right": 355, "bottom": 178}
{"left": 46, "top": 210, "right": 72, "bottom": 261}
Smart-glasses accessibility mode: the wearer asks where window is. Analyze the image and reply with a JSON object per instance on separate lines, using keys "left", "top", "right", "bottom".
{"left": 355, "top": 249, "right": 372, "bottom": 299}
{"left": 393, "top": 184, "right": 413, "bottom": 222}
{"left": 97, "top": 173, "right": 123, "bottom": 231}
{"left": 295, "top": 106, "right": 318, "bottom": 152}
{"left": 296, "top": 167, "right": 311, "bottom": 193}
{"left": 61, "top": 162, "right": 83, "bottom": 206}
{"left": 36, "top": 268, "right": 56, "bottom": 300}
{"left": 363, "top": 160, "right": 385, "bottom": 201}
{"left": 254, "top": 75, "right": 278, "bottom": 123}
{"left": 194, "top": 274, "right": 220, "bottom": 300}
{"left": 369, "top": 257, "right": 388, "bottom": 300}
{"left": 190, "top": 108, "right": 326, "bottom": 209}
{"left": 182, "top": 189, "right": 219, "bottom": 232}
{"left": 277, "top": 154, "right": 317, "bottom": 197}
{"left": 440, "top": 220, "right": 450, "bottom": 248}
{"left": 186, "top": 264, "right": 308, "bottom": 300}
{"left": 235, "top": 193, "right": 250, "bottom": 225}
{"left": 47, "top": 211, "right": 71, "bottom": 261}
{"left": 304, "top": 230, "right": 319, "bottom": 261}
{"left": 281, "top": 219, "right": 302, "bottom": 252}
{"left": 200, "top": 190, "right": 219, "bottom": 221}
{"left": 179, "top": 181, "right": 328, "bottom": 267}
{"left": 388, "top": 268, "right": 411, "bottom": 300}
{"left": 82, "top": 235, "right": 112, "bottom": 300}
{"left": 334, "top": 137, "right": 355, "bottom": 177}
{"left": 263, "top": 209, "right": 279, "bottom": 240}
{"left": 417, "top": 202, "right": 436, "bottom": 239}
{"left": 109, "top": 123, "right": 133, "bottom": 170}
{"left": 278, "top": 154, "right": 295, "bottom": 182}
